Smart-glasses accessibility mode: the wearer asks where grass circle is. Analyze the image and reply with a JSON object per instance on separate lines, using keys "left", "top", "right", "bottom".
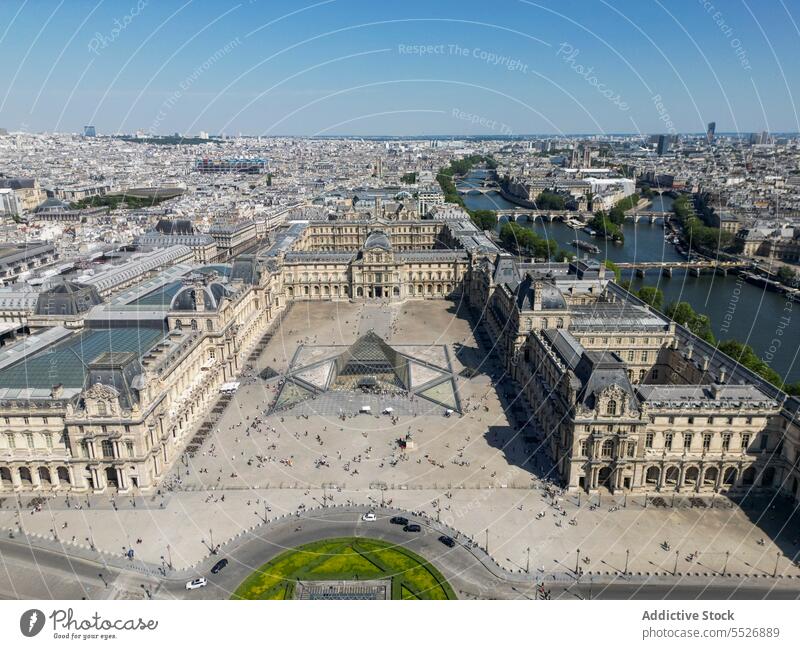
{"left": 232, "top": 537, "right": 457, "bottom": 600}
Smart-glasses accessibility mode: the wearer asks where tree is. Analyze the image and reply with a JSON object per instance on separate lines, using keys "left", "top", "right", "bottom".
{"left": 637, "top": 286, "right": 664, "bottom": 310}
{"left": 400, "top": 172, "right": 417, "bottom": 184}
{"left": 470, "top": 210, "right": 497, "bottom": 230}
{"left": 604, "top": 259, "right": 622, "bottom": 282}
{"left": 777, "top": 266, "right": 797, "bottom": 287}
{"left": 665, "top": 301, "right": 715, "bottom": 343}
{"left": 534, "top": 191, "right": 566, "bottom": 210}
{"left": 718, "top": 340, "right": 784, "bottom": 387}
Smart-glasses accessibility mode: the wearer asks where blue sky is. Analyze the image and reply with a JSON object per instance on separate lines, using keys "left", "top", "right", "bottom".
{"left": 1, "top": 0, "right": 799, "bottom": 135}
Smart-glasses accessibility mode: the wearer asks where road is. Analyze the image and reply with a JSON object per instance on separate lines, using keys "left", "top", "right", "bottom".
{"left": 1, "top": 507, "right": 798, "bottom": 600}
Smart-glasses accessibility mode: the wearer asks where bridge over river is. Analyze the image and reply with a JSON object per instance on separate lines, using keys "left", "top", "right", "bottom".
{"left": 615, "top": 260, "right": 750, "bottom": 277}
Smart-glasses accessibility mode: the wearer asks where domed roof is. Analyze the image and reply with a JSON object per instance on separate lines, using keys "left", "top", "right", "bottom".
{"left": 34, "top": 280, "right": 103, "bottom": 316}
{"left": 363, "top": 230, "right": 391, "bottom": 251}
{"left": 169, "top": 282, "right": 231, "bottom": 312}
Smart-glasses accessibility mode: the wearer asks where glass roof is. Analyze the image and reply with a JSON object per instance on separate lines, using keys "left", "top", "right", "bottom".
{"left": 0, "top": 327, "right": 165, "bottom": 389}
{"left": 129, "top": 281, "right": 183, "bottom": 306}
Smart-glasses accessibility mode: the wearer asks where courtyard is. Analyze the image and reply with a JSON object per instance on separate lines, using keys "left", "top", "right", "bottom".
{"left": 0, "top": 299, "right": 798, "bottom": 587}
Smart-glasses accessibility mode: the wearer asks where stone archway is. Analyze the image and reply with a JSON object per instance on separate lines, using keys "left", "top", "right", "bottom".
{"left": 645, "top": 465, "right": 660, "bottom": 486}
{"left": 703, "top": 466, "right": 718, "bottom": 487}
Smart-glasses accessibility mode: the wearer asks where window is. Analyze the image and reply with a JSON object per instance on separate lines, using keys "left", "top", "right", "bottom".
{"left": 627, "top": 442, "right": 635, "bottom": 457}
{"left": 639, "top": 369, "right": 646, "bottom": 380}
{"left": 579, "top": 439, "right": 588, "bottom": 456}
{"left": 627, "top": 351, "right": 634, "bottom": 362}
{"left": 727, "top": 417, "right": 734, "bottom": 425}
{"left": 683, "top": 433, "right": 692, "bottom": 450}
{"left": 101, "top": 440, "right": 114, "bottom": 458}
{"left": 687, "top": 416, "right": 694, "bottom": 425}
{"left": 652, "top": 369, "right": 659, "bottom": 380}
{"left": 126, "top": 441, "right": 134, "bottom": 457}
{"left": 741, "top": 433, "right": 750, "bottom": 450}
{"left": 606, "top": 400, "right": 617, "bottom": 416}
{"left": 645, "top": 432, "right": 654, "bottom": 448}
{"left": 641, "top": 351, "right": 648, "bottom": 362}
{"left": 23, "top": 416, "right": 29, "bottom": 425}
{"left": 25, "top": 433, "right": 33, "bottom": 449}
{"left": 6, "top": 433, "right": 14, "bottom": 449}
{"left": 42, "top": 417, "right": 48, "bottom": 424}
{"left": 2, "top": 417, "right": 8, "bottom": 425}
{"left": 668, "top": 416, "right": 675, "bottom": 424}
{"left": 601, "top": 439, "right": 614, "bottom": 457}
{"left": 665, "top": 433, "right": 674, "bottom": 450}
{"left": 703, "top": 433, "right": 712, "bottom": 450}
{"left": 45, "top": 433, "right": 53, "bottom": 448}
{"left": 722, "top": 433, "right": 731, "bottom": 451}
{"left": 760, "top": 434, "right": 768, "bottom": 450}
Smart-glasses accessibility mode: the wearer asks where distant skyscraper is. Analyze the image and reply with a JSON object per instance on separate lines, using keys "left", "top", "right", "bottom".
{"left": 571, "top": 145, "right": 580, "bottom": 168}
{"left": 656, "top": 134, "right": 669, "bottom": 156}
{"left": 706, "top": 121, "right": 716, "bottom": 143}
{"left": 582, "top": 145, "right": 592, "bottom": 168}
{"left": 83, "top": 125, "right": 96, "bottom": 137}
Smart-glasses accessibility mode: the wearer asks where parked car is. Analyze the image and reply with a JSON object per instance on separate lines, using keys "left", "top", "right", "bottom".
{"left": 438, "top": 535, "right": 455, "bottom": 548}
{"left": 403, "top": 523, "right": 422, "bottom": 532}
{"left": 390, "top": 516, "right": 408, "bottom": 526}
{"left": 185, "top": 577, "right": 208, "bottom": 590}
{"left": 361, "top": 512, "right": 377, "bottom": 522}
{"left": 211, "top": 558, "right": 228, "bottom": 574}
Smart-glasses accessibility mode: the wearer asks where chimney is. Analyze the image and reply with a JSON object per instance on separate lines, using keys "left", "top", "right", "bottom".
{"left": 51, "top": 384, "right": 63, "bottom": 399}
{"left": 719, "top": 367, "right": 727, "bottom": 383}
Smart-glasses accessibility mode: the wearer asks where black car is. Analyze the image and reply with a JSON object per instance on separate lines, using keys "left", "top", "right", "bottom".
{"left": 403, "top": 523, "right": 421, "bottom": 532}
{"left": 438, "top": 535, "right": 455, "bottom": 548}
{"left": 390, "top": 516, "right": 408, "bottom": 526}
{"left": 211, "top": 558, "right": 228, "bottom": 574}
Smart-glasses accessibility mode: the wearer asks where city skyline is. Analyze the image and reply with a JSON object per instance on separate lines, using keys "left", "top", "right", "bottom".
{"left": 1, "top": 0, "right": 799, "bottom": 135}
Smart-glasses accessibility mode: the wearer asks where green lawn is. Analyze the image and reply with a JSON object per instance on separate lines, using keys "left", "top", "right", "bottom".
{"left": 232, "top": 537, "right": 456, "bottom": 600}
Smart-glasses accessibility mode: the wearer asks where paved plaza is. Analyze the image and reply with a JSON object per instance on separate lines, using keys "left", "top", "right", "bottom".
{"left": 0, "top": 300, "right": 799, "bottom": 583}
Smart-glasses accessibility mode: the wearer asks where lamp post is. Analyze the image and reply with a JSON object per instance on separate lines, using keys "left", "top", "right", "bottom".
{"left": 773, "top": 552, "right": 780, "bottom": 578}
{"left": 526, "top": 546, "right": 530, "bottom": 575}
{"left": 673, "top": 550, "right": 679, "bottom": 576}
{"left": 576, "top": 548, "right": 581, "bottom": 575}
{"left": 722, "top": 551, "right": 729, "bottom": 576}
{"left": 166, "top": 544, "right": 173, "bottom": 570}
{"left": 624, "top": 549, "right": 629, "bottom": 575}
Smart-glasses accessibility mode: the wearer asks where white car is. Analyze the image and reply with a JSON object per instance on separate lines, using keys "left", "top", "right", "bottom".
{"left": 361, "top": 512, "right": 377, "bottom": 522}
{"left": 185, "top": 577, "right": 208, "bottom": 590}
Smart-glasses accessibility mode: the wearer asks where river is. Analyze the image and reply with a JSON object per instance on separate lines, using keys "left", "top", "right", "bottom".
{"left": 458, "top": 169, "right": 800, "bottom": 383}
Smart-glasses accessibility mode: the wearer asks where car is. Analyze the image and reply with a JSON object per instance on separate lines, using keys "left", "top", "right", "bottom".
{"left": 438, "top": 535, "right": 455, "bottom": 548}
{"left": 389, "top": 516, "right": 408, "bottom": 525}
{"left": 185, "top": 577, "right": 208, "bottom": 590}
{"left": 361, "top": 512, "right": 377, "bottom": 522}
{"left": 403, "top": 523, "right": 422, "bottom": 532}
{"left": 210, "top": 558, "right": 228, "bottom": 574}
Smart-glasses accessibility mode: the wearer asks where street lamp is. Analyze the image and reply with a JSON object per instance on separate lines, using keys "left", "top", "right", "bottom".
{"left": 722, "top": 551, "right": 729, "bottom": 576}
{"left": 526, "top": 547, "right": 530, "bottom": 575}
{"left": 576, "top": 548, "right": 581, "bottom": 575}
{"left": 624, "top": 549, "right": 630, "bottom": 575}
{"left": 673, "top": 550, "right": 679, "bottom": 576}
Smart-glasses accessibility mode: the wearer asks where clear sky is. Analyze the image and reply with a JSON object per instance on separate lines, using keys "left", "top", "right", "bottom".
{"left": 1, "top": 0, "right": 799, "bottom": 136}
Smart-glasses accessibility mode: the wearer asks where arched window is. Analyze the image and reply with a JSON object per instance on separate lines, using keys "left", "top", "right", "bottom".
{"left": 190, "top": 319, "right": 198, "bottom": 331}
{"left": 175, "top": 319, "right": 182, "bottom": 331}
{"left": 601, "top": 439, "right": 614, "bottom": 457}
{"left": 606, "top": 400, "right": 617, "bottom": 416}
{"left": 206, "top": 319, "right": 213, "bottom": 331}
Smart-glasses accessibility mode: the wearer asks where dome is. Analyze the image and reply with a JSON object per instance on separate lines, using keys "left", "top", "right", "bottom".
{"left": 34, "top": 280, "right": 103, "bottom": 316}
{"left": 169, "top": 282, "right": 230, "bottom": 312}
{"left": 363, "top": 230, "right": 392, "bottom": 251}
